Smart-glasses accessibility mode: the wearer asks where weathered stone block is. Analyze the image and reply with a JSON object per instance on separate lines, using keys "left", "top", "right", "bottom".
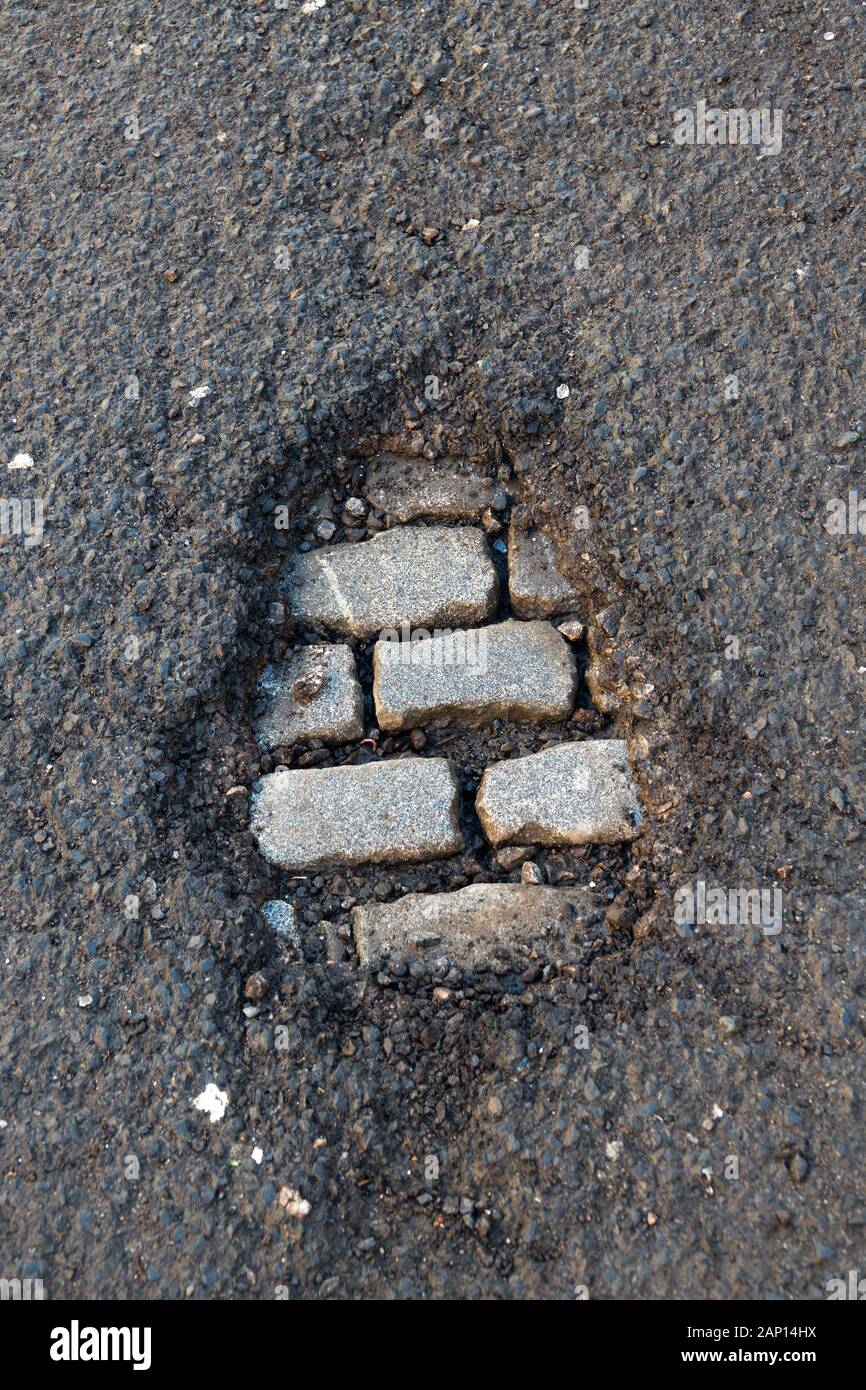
{"left": 255, "top": 645, "right": 364, "bottom": 750}
{"left": 373, "top": 619, "right": 577, "bottom": 730}
{"left": 283, "top": 526, "right": 499, "bottom": 638}
{"left": 353, "top": 883, "right": 593, "bottom": 969}
{"left": 476, "top": 740, "right": 642, "bottom": 847}
{"left": 250, "top": 757, "right": 463, "bottom": 870}
{"left": 508, "top": 522, "right": 580, "bottom": 618}
{"left": 364, "top": 454, "right": 494, "bottom": 522}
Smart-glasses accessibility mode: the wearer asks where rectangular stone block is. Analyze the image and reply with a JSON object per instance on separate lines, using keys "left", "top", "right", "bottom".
{"left": 364, "top": 453, "right": 494, "bottom": 522}
{"left": 372, "top": 619, "right": 577, "bottom": 730}
{"left": 476, "top": 739, "right": 642, "bottom": 848}
{"left": 250, "top": 757, "right": 463, "bottom": 871}
{"left": 508, "top": 521, "right": 580, "bottom": 618}
{"left": 283, "top": 526, "right": 499, "bottom": 638}
{"left": 353, "top": 883, "right": 593, "bottom": 969}
{"left": 255, "top": 645, "right": 364, "bottom": 750}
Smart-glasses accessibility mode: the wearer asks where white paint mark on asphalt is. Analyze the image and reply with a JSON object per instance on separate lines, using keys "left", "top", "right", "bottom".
{"left": 187, "top": 383, "right": 211, "bottom": 406}
{"left": 193, "top": 1083, "right": 228, "bottom": 1122}
{"left": 8, "top": 452, "right": 33, "bottom": 469}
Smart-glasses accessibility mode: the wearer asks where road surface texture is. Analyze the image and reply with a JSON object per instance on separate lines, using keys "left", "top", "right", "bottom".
{"left": 0, "top": 1, "right": 864, "bottom": 1299}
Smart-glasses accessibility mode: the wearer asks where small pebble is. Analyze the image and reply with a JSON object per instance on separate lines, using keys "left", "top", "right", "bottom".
{"left": 278, "top": 1186, "right": 311, "bottom": 1218}
{"left": 557, "top": 618, "right": 585, "bottom": 642}
{"left": 788, "top": 1153, "right": 810, "bottom": 1184}
{"left": 292, "top": 666, "right": 326, "bottom": 705}
{"left": 834, "top": 431, "right": 859, "bottom": 450}
{"left": 496, "top": 846, "right": 531, "bottom": 871}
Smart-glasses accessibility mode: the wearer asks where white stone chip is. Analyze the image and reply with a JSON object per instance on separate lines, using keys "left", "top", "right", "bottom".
{"left": 193, "top": 1083, "right": 228, "bottom": 1123}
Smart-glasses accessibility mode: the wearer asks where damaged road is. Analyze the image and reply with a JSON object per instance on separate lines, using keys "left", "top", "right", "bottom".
{"left": 0, "top": 1, "right": 864, "bottom": 1300}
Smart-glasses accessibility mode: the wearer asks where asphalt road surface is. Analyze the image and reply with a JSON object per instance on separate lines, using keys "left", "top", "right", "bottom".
{"left": 1, "top": 1, "right": 864, "bottom": 1300}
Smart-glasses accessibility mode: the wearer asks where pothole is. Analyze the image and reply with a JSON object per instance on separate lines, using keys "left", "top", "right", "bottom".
{"left": 236, "top": 445, "right": 651, "bottom": 972}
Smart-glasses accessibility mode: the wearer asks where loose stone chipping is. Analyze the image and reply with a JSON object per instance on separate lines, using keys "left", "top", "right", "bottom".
{"left": 476, "top": 739, "right": 642, "bottom": 848}
{"left": 364, "top": 453, "right": 494, "bottom": 522}
{"left": 255, "top": 645, "right": 364, "bottom": 750}
{"left": 262, "top": 900, "right": 301, "bottom": 947}
{"left": 353, "top": 883, "right": 593, "bottom": 969}
{"left": 508, "top": 520, "right": 581, "bottom": 618}
{"left": 372, "top": 619, "right": 578, "bottom": 731}
{"left": 282, "top": 525, "right": 499, "bottom": 638}
{"left": 250, "top": 757, "right": 463, "bottom": 871}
